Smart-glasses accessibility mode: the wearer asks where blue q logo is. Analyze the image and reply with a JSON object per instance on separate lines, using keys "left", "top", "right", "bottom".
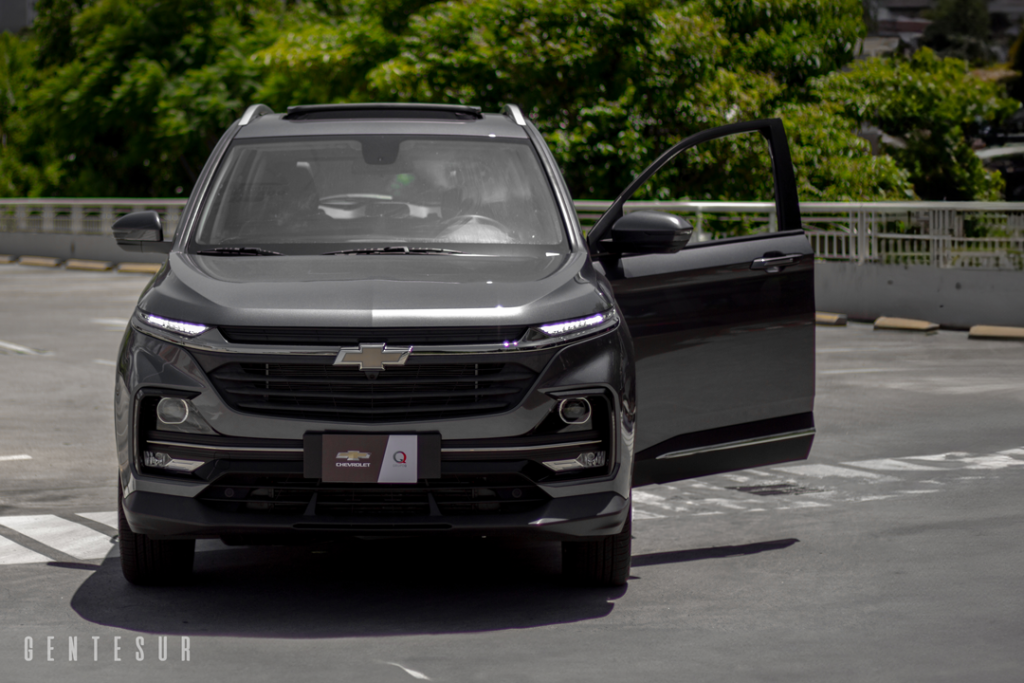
{"left": 393, "top": 451, "right": 407, "bottom": 464}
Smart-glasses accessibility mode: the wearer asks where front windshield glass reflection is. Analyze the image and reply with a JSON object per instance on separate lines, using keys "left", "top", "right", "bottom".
{"left": 191, "top": 136, "right": 567, "bottom": 255}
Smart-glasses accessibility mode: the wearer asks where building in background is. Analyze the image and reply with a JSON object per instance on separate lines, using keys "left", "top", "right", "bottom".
{"left": 0, "top": 0, "right": 36, "bottom": 34}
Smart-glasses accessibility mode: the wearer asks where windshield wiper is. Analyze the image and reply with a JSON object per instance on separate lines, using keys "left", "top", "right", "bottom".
{"left": 322, "top": 246, "right": 465, "bottom": 255}
{"left": 195, "top": 247, "right": 283, "bottom": 256}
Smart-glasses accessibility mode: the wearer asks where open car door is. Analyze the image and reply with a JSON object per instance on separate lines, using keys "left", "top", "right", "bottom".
{"left": 588, "top": 119, "right": 815, "bottom": 487}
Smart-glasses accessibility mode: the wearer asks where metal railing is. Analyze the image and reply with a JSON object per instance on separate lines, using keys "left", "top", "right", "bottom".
{"left": 0, "top": 199, "right": 187, "bottom": 240}
{"left": 3, "top": 198, "right": 1024, "bottom": 269}
{"left": 577, "top": 200, "right": 1024, "bottom": 270}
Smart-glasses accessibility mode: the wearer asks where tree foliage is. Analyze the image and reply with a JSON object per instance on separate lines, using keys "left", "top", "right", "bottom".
{"left": 0, "top": 0, "right": 1014, "bottom": 207}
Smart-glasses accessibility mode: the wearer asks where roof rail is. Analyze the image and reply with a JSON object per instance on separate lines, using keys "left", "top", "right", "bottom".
{"left": 239, "top": 104, "right": 274, "bottom": 126}
{"left": 502, "top": 104, "right": 526, "bottom": 126}
{"left": 284, "top": 103, "right": 483, "bottom": 120}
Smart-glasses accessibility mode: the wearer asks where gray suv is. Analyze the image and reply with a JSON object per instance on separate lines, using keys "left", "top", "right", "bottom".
{"left": 112, "top": 103, "right": 816, "bottom": 587}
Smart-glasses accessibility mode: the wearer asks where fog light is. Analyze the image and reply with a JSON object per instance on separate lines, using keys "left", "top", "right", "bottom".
{"left": 143, "top": 450, "right": 203, "bottom": 473}
{"left": 542, "top": 450, "right": 607, "bottom": 472}
{"left": 558, "top": 397, "right": 592, "bottom": 424}
{"left": 156, "top": 397, "right": 189, "bottom": 425}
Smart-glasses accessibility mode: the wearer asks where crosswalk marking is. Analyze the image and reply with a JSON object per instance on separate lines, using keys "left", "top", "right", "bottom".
{"left": 0, "top": 515, "right": 116, "bottom": 560}
{"left": 842, "top": 458, "right": 943, "bottom": 471}
{"left": 630, "top": 447, "right": 1024, "bottom": 521}
{"left": 772, "top": 464, "right": 898, "bottom": 481}
{"left": 76, "top": 511, "right": 119, "bottom": 531}
{"left": 0, "top": 534, "right": 52, "bottom": 565}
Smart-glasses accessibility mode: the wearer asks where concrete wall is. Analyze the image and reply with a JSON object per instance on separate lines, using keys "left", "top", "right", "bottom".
{"left": 0, "top": 232, "right": 166, "bottom": 264}
{"left": 815, "top": 261, "right": 1024, "bottom": 329}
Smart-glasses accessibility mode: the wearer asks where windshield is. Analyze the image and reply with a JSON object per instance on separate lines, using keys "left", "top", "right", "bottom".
{"left": 190, "top": 136, "right": 568, "bottom": 255}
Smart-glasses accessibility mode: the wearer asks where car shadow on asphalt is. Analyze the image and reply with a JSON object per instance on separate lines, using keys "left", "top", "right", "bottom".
{"left": 68, "top": 536, "right": 798, "bottom": 638}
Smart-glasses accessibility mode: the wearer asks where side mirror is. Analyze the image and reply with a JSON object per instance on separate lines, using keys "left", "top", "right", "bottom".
{"left": 112, "top": 211, "right": 171, "bottom": 253}
{"left": 605, "top": 211, "right": 693, "bottom": 254}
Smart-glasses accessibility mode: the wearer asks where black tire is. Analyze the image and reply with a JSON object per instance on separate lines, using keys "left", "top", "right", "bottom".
{"left": 118, "top": 483, "right": 194, "bottom": 586}
{"left": 562, "top": 504, "right": 632, "bottom": 587}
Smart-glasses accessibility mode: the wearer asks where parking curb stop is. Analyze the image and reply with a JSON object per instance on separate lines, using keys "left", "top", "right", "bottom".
{"left": 874, "top": 316, "right": 939, "bottom": 334}
{"left": 968, "top": 325, "right": 1024, "bottom": 341}
{"left": 17, "top": 255, "right": 62, "bottom": 268}
{"left": 815, "top": 312, "right": 848, "bottom": 326}
{"left": 65, "top": 259, "right": 114, "bottom": 272}
{"left": 117, "top": 262, "right": 162, "bottom": 274}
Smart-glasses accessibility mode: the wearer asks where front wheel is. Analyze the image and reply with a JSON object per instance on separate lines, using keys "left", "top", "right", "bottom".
{"left": 562, "top": 504, "right": 632, "bottom": 587}
{"left": 118, "top": 482, "right": 194, "bottom": 586}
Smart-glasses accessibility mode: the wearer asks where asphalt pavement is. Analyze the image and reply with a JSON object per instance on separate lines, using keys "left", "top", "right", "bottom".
{"left": 0, "top": 264, "right": 1022, "bottom": 683}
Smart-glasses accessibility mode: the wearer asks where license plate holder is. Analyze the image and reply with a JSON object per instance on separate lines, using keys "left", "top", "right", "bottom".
{"left": 303, "top": 433, "right": 441, "bottom": 483}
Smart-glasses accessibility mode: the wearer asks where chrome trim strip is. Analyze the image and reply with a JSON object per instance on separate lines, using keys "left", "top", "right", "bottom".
{"left": 654, "top": 429, "right": 816, "bottom": 460}
{"left": 148, "top": 438, "right": 599, "bottom": 455}
{"left": 442, "top": 440, "right": 600, "bottom": 454}
{"left": 132, "top": 311, "right": 619, "bottom": 356}
{"left": 147, "top": 440, "right": 303, "bottom": 453}
{"left": 239, "top": 103, "right": 273, "bottom": 126}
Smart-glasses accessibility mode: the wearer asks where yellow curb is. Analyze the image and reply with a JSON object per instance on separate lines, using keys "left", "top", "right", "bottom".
{"left": 117, "top": 262, "right": 162, "bottom": 274}
{"left": 65, "top": 259, "right": 114, "bottom": 272}
{"left": 968, "top": 325, "right": 1024, "bottom": 340}
{"left": 0, "top": 254, "right": 17, "bottom": 264}
{"left": 874, "top": 316, "right": 939, "bottom": 333}
{"left": 815, "top": 312, "right": 847, "bottom": 326}
{"left": 18, "top": 255, "right": 63, "bottom": 268}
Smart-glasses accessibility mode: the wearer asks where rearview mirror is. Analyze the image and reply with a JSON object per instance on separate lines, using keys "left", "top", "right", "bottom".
{"left": 112, "top": 211, "right": 171, "bottom": 253}
{"left": 605, "top": 211, "right": 692, "bottom": 254}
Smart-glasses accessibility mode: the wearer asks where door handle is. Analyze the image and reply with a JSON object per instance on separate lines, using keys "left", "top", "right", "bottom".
{"left": 751, "top": 253, "right": 802, "bottom": 272}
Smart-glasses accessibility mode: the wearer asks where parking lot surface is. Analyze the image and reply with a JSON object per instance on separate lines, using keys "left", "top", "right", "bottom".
{"left": 1, "top": 265, "right": 1022, "bottom": 682}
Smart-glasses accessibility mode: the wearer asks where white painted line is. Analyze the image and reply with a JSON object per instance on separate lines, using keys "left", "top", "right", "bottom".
{"left": 384, "top": 662, "right": 431, "bottom": 680}
{"left": 0, "top": 454, "right": 32, "bottom": 462}
{"left": 633, "top": 508, "right": 666, "bottom": 520}
{"left": 701, "top": 498, "right": 748, "bottom": 510}
{"left": 773, "top": 464, "right": 898, "bottom": 481}
{"left": 0, "top": 535, "right": 52, "bottom": 565}
{"left": 997, "top": 448, "right": 1024, "bottom": 456}
{"left": 90, "top": 318, "right": 129, "bottom": 326}
{"left": 76, "top": 511, "right": 119, "bottom": 531}
{"left": 783, "top": 500, "right": 830, "bottom": 508}
{"left": 93, "top": 359, "right": 116, "bottom": 366}
{"left": 907, "top": 452, "right": 971, "bottom": 461}
{"left": 0, "top": 340, "right": 42, "bottom": 355}
{"left": 0, "top": 515, "right": 117, "bottom": 560}
{"left": 960, "top": 455, "right": 1024, "bottom": 470}
{"left": 844, "top": 458, "right": 943, "bottom": 471}
{"left": 819, "top": 368, "right": 891, "bottom": 375}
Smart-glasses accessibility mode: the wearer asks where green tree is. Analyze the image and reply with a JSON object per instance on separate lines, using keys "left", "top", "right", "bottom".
{"left": 811, "top": 49, "right": 1016, "bottom": 200}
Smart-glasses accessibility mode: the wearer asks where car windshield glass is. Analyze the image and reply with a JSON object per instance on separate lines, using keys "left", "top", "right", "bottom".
{"left": 191, "top": 136, "right": 567, "bottom": 255}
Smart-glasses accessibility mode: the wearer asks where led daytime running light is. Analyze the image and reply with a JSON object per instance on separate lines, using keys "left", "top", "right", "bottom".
{"left": 142, "top": 313, "right": 209, "bottom": 337}
{"left": 538, "top": 312, "right": 607, "bottom": 337}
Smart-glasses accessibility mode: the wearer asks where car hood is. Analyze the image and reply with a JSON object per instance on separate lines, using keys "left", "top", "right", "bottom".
{"left": 137, "top": 251, "right": 612, "bottom": 328}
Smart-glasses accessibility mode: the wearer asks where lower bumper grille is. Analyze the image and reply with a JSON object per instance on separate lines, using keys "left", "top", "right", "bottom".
{"left": 197, "top": 473, "right": 548, "bottom": 517}
{"left": 208, "top": 361, "right": 537, "bottom": 423}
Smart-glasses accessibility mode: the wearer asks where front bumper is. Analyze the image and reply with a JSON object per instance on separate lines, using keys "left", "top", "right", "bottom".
{"left": 123, "top": 484, "right": 629, "bottom": 541}
{"left": 115, "top": 320, "right": 636, "bottom": 541}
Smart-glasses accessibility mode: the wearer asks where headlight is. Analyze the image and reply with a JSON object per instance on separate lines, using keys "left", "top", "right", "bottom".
{"left": 524, "top": 309, "right": 619, "bottom": 345}
{"left": 139, "top": 312, "right": 209, "bottom": 337}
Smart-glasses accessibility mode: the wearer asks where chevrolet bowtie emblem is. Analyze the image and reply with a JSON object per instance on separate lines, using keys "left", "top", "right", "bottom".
{"left": 336, "top": 451, "right": 371, "bottom": 462}
{"left": 333, "top": 343, "right": 412, "bottom": 371}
